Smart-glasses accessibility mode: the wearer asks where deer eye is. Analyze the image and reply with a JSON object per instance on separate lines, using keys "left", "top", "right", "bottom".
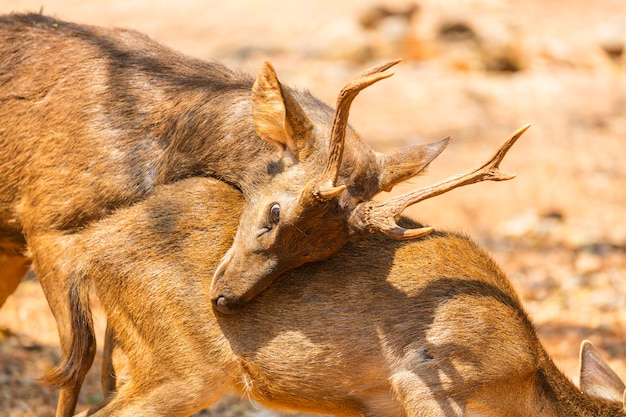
{"left": 269, "top": 203, "right": 280, "bottom": 224}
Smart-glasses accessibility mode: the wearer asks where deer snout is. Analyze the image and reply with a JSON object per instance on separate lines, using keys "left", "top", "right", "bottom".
{"left": 212, "top": 295, "right": 244, "bottom": 315}
{"left": 210, "top": 250, "right": 281, "bottom": 315}
{"left": 210, "top": 252, "right": 243, "bottom": 314}
{"left": 209, "top": 248, "right": 246, "bottom": 314}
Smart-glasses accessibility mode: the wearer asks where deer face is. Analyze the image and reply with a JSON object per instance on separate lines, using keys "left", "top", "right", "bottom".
{"left": 210, "top": 178, "right": 352, "bottom": 314}
{"left": 209, "top": 60, "right": 455, "bottom": 314}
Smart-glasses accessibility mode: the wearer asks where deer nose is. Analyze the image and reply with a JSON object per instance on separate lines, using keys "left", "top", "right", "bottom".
{"left": 212, "top": 295, "right": 243, "bottom": 315}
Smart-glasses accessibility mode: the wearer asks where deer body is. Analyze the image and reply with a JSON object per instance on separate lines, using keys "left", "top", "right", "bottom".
{"left": 1, "top": 13, "right": 457, "bottom": 415}
{"left": 71, "top": 176, "right": 625, "bottom": 417}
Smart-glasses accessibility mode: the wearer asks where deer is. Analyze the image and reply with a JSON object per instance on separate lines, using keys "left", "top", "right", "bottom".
{"left": 0, "top": 12, "right": 534, "bottom": 415}
{"left": 0, "top": 12, "right": 461, "bottom": 416}
{"left": 58, "top": 153, "right": 624, "bottom": 416}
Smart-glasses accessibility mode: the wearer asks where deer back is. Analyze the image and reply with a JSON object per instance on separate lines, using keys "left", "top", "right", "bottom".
{"left": 75, "top": 176, "right": 625, "bottom": 417}
{"left": 0, "top": 13, "right": 263, "bottom": 234}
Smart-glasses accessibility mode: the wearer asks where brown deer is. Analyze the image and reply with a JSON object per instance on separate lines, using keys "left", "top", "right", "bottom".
{"left": 62, "top": 167, "right": 624, "bottom": 416}
{"left": 0, "top": 12, "right": 457, "bottom": 416}
{"left": 0, "top": 13, "right": 532, "bottom": 414}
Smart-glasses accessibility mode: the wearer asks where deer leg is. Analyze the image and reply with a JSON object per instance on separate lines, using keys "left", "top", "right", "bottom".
{"left": 40, "top": 265, "right": 94, "bottom": 417}
{"left": 101, "top": 324, "right": 131, "bottom": 398}
{"left": 27, "top": 233, "right": 96, "bottom": 417}
{"left": 44, "top": 272, "right": 94, "bottom": 417}
{"left": 1, "top": 244, "right": 89, "bottom": 417}
{"left": 0, "top": 253, "right": 30, "bottom": 307}
{"left": 101, "top": 324, "right": 117, "bottom": 397}
{"left": 89, "top": 334, "right": 233, "bottom": 416}
{"left": 85, "top": 378, "right": 227, "bottom": 417}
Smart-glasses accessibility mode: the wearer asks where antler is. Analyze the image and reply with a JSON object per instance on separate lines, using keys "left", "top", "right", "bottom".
{"left": 314, "top": 59, "right": 402, "bottom": 201}
{"left": 349, "top": 124, "right": 531, "bottom": 239}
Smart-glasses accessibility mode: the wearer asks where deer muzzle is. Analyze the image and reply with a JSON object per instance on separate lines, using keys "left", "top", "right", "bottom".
{"left": 212, "top": 294, "right": 244, "bottom": 315}
{"left": 210, "top": 250, "right": 279, "bottom": 314}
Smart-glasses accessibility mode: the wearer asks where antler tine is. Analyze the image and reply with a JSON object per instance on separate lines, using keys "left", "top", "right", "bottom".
{"left": 350, "top": 124, "right": 531, "bottom": 239}
{"left": 314, "top": 59, "right": 402, "bottom": 201}
{"left": 356, "top": 58, "right": 402, "bottom": 78}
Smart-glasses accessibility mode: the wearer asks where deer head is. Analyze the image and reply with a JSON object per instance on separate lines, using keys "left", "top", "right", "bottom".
{"left": 209, "top": 59, "right": 529, "bottom": 314}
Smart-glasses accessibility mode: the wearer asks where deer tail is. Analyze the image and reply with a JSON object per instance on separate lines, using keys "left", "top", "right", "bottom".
{"left": 37, "top": 273, "right": 96, "bottom": 389}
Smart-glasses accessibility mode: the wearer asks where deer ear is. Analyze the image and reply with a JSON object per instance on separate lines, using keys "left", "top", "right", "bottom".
{"left": 376, "top": 137, "right": 450, "bottom": 192}
{"left": 251, "top": 61, "right": 313, "bottom": 161}
{"left": 579, "top": 340, "right": 626, "bottom": 403}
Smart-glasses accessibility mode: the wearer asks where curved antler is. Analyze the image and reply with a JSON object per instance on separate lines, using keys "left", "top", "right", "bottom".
{"left": 349, "top": 124, "right": 531, "bottom": 239}
{"left": 314, "top": 59, "right": 402, "bottom": 201}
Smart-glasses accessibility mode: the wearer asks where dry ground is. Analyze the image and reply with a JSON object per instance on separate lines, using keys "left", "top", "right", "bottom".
{"left": 0, "top": 0, "right": 625, "bottom": 415}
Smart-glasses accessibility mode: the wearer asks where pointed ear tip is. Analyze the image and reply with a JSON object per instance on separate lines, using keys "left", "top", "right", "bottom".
{"left": 581, "top": 340, "right": 595, "bottom": 352}
{"left": 425, "top": 136, "right": 451, "bottom": 155}
{"left": 258, "top": 61, "right": 278, "bottom": 77}
{"left": 440, "top": 136, "right": 452, "bottom": 146}
{"left": 579, "top": 340, "right": 601, "bottom": 364}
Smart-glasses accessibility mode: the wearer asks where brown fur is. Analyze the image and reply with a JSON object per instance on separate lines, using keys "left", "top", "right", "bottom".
{"left": 0, "top": 13, "right": 448, "bottom": 416}
{"left": 64, "top": 176, "right": 625, "bottom": 416}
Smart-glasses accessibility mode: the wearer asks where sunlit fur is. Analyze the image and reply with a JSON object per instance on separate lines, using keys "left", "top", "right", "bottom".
{"left": 63, "top": 176, "right": 626, "bottom": 417}
{"left": 0, "top": 13, "right": 445, "bottom": 416}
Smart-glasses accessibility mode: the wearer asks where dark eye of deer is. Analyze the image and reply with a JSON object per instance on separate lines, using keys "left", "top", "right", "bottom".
{"left": 269, "top": 203, "right": 280, "bottom": 224}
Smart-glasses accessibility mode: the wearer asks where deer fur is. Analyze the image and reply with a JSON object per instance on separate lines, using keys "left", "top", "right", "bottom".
{"left": 0, "top": 13, "right": 451, "bottom": 416}
{"left": 63, "top": 176, "right": 625, "bottom": 417}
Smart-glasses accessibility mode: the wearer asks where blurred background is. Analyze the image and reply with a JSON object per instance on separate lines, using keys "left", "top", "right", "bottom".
{"left": 0, "top": 0, "right": 624, "bottom": 415}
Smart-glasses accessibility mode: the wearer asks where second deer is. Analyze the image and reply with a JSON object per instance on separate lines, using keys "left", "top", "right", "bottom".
{"left": 67, "top": 173, "right": 625, "bottom": 416}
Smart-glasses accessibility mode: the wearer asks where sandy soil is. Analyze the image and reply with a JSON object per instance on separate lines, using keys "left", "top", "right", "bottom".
{"left": 0, "top": 0, "right": 625, "bottom": 415}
